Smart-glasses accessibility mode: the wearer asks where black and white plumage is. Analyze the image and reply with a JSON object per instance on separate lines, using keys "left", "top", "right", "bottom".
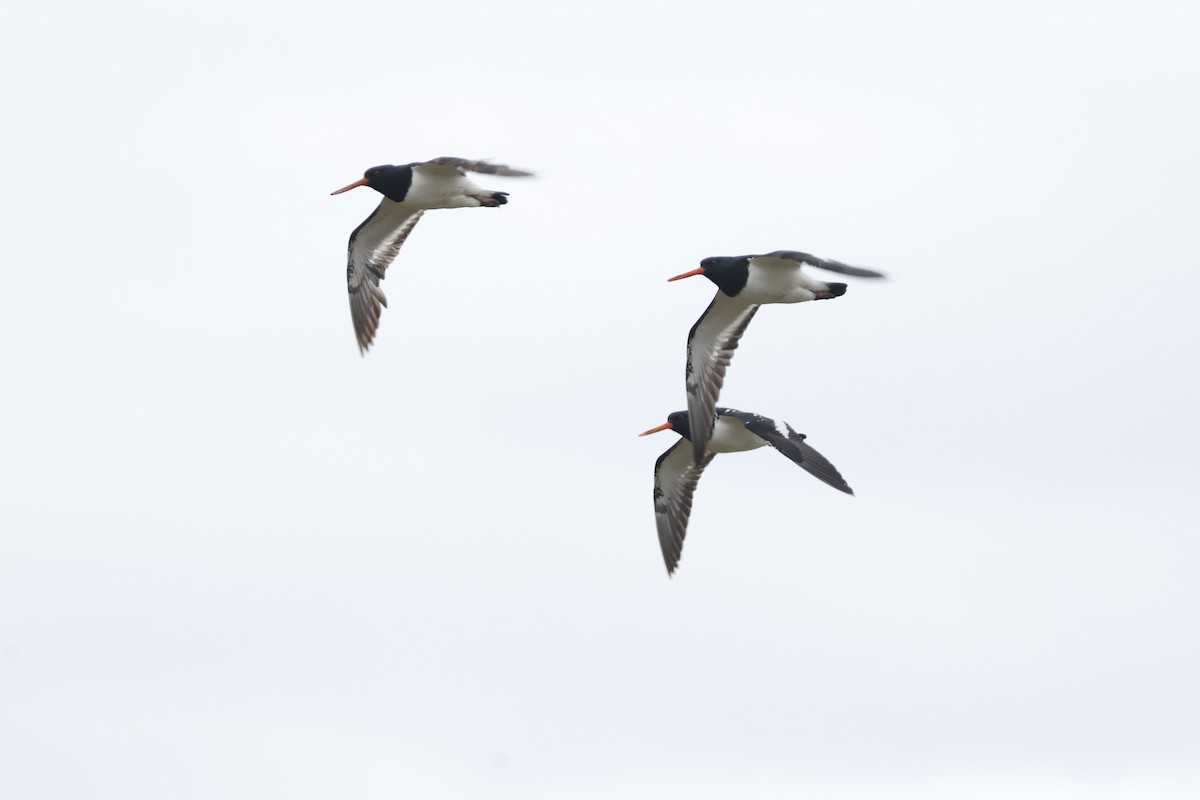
{"left": 639, "top": 407, "right": 855, "bottom": 576}
{"left": 669, "top": 250, "right": 885, "bottom": 462}
{"left": 331, "top": 157, "right": 534, "bottom": 353}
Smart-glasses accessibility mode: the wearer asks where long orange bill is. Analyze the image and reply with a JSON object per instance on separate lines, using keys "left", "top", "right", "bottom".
{"left": 667, "top": 267, "right": 706, "bottom": 282}
{"left": 638, "top": 422, "right": 674, "bottom": 437}
{"left": 330, "top": 178, "right": 370, "bottom": 195}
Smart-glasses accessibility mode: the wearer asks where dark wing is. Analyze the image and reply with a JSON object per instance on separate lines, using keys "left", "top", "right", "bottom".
{"left": 685, "top": 294, "right": 761, "bottom": 463}
{"left": 346, "top": 200, "right": 424, "bottom": 354}
{"left": 761, "top": 250, "right": 886, "bottom": 278}
{"left": 653, "top": 440, "right": 717, "bottom": 576}
{"left": 420, "top": 156, "right": 534, "bottom": 177}
{"left": 737, "top": 413, "right": 855, "bottom": 495}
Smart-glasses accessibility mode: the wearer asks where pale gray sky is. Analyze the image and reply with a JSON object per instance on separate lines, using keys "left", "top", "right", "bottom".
{"left": 2, "top": 1, "right": 1198, "bottom": 798}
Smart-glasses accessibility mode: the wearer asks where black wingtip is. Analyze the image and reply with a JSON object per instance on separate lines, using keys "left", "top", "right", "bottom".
{"left": 795, "top": 441, "right": 855, "bottom": 495}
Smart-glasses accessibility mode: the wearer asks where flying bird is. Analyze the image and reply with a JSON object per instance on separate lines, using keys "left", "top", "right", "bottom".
{"left": 331, "top": 157, "right": 534, "bottom": 353}
{"left": 669, "top": 250, "right": 885, "bottom": 462}
{"left": 640, "top": 407, "right": 854, "bottom": 576}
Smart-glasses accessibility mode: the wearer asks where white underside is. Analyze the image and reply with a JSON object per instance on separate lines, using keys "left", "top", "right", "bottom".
{"left": 405, "top": 168, "right": 490, "bottom": 209}
{"left": 740, "top": 257, "right": 830, "bottom": 303}
{"left": 706, "top": 415, "right": 770, "bottom": 454}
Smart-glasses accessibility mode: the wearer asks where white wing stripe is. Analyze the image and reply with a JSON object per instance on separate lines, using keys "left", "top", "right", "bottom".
{"left": 653, "top": 442, "right": 715, "bottom": 574}
{"left": 345, "top": 202, "right": 423, "bottom": 352}
{"left": 685, "top": 294, "right": 760, "bottom": 462}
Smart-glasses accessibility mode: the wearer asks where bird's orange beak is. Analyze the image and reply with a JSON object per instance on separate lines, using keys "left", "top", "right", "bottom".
{"left": 667, "top": 267, "right": 705, "bottom": 282}
{"left": 330, "top": 178, "right": 370, "bottom": 195}
{"left": 639, "top": 422, "right": 674, "bottom": 437}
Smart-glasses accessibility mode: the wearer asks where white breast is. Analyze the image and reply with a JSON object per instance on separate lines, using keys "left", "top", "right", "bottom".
{"left": 743, "top": 265, "right": 815, "bottom": 303}
{"left": 741, "top": 257, "right": 829, "bottom": 304}
{"left": 706, "top": 415, "right": 770, "bottom": 454}
{"left": 405, "top": 170, "right": 486, "bottom": 209}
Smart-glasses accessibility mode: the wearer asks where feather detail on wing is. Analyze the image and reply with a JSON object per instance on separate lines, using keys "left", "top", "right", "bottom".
{"left": 346, "top": 202, "right": 424, "bottom": 353}
{"left": 653, "top": 441, "right": 716, "bottom": 575}
{"left": 739, "top": 415, "right": 855, "bottom": 495}
{"left": 758, "top": 250, "right": 885, "bottom": 278}
{"left": 685, "top": 294, "right": 760, "bottom": 463}
{"left": 419, "top": 156, "right": 534, "bottom": 177}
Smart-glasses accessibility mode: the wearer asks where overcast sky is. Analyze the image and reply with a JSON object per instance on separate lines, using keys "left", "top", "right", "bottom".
{"left": 2, "top": 1, "right": 1199, "bottom": 798}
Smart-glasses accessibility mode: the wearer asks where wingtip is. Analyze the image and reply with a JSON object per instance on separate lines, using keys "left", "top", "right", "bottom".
{"left": 476, "top": 159, "right": 536, "bottom": 178}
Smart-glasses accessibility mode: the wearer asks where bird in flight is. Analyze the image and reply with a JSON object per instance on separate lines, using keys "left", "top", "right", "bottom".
{"left": 331, "top": 157, "right": 534, "bottom": 353}
{"left": 669, "top": 250, "right": 885, "bottom": 462}
{"left": 640, "top": 407, "right": 854, "bottom": 576}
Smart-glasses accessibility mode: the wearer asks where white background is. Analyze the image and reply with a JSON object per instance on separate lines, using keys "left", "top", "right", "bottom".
{"left": 2, "top": 1, "right": 1198, "bottom": 797}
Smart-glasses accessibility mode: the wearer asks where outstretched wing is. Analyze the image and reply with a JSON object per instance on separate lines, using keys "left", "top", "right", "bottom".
{"left": 346, "top": 200, "right": 424, "bottom": 354}
{"left": 653, "top": 440, "right": 716, "bottom": 575}
{"left": 685, "top": 293, "right": 760, "bottom": 463}
{"left": 735, "top": 411, "right": 855, "bottom": 495}
{"left": 759, "top": 250, "right": 886, "bottom": 279}
{"left": 419, "top": 156, "right": 534, "bottom": 177}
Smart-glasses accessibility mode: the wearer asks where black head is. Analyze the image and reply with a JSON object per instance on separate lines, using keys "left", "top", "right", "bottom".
{"left": 639, "top": 410, "right": 693, "bottom": 441}
{"left": 330, "top": 164, "right": 414, "bottom": 202}
{"left": 667, "top": 256, "right": 751, "bottom": 297}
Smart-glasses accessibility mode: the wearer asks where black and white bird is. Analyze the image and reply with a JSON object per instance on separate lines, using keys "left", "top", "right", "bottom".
{"left": 331, "top": 157, "right": 534, "bottom": 353}
{"left": 639, "top": 407, "right": 854, "bottom": 576}
{"left": 669, "top": 250, "right": 885, "bottom": 462}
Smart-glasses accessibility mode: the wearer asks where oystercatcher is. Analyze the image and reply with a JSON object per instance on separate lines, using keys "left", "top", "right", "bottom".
{"left": 669, "top": 251, "right": 884, "bottom": 462}
{"left": 331, "top": 157, "right": 533, "bottom": 353}
{"left": 640, "top": 407, "right": 854, "bottom": 575}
